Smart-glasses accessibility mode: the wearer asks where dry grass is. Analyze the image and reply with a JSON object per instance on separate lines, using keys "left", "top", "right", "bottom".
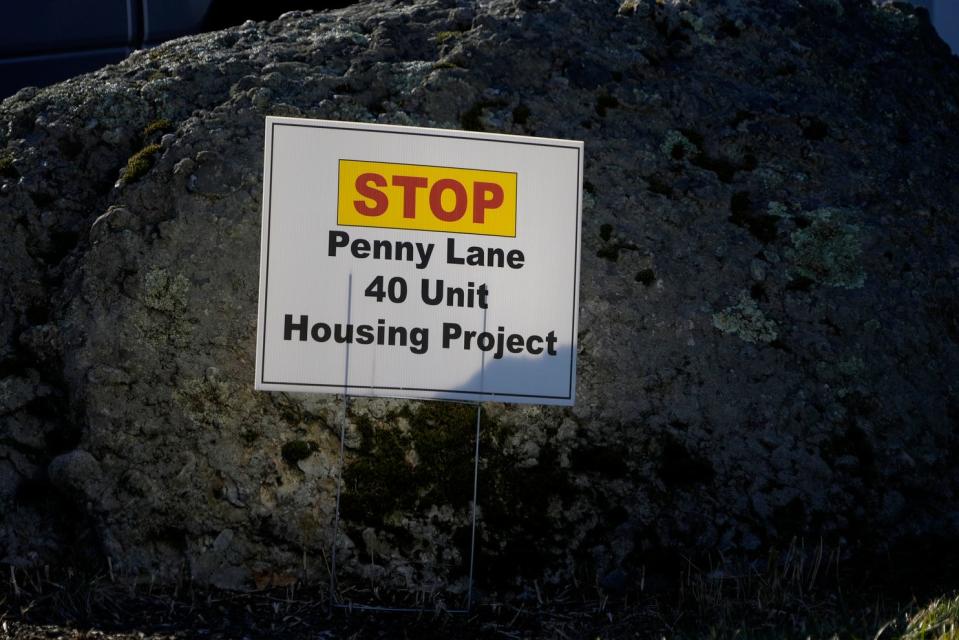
{"left": 894, "top": 595, "right": 959, "bottom": 640}
{"left": 0, "top": 542, "right": 957, "bottom": 640}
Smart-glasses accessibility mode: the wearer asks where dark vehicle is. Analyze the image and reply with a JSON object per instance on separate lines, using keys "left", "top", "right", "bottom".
{"left": 0, "top": 0, "right": 214, "bottom": 99}
{"left": 0, "top": 0, "right": 351, "bottom": 100}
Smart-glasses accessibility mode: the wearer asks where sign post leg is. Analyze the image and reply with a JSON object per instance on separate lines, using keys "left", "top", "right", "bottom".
{"left": 329, "top": 273, "right": 353, "bottom": 609}
{"left": 466, "top": 401, "right": 482, "bottom": 612}
{"left": 328, "top": 393, "right": 348, "bottom": 609}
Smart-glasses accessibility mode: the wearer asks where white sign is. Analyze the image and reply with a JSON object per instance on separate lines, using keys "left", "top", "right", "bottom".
{"left": 255, "top": 117, "right": 582, "bottom": 405}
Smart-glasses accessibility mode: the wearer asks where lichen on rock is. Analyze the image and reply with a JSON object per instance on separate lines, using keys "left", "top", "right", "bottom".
{"left": 143, "top": 268, "right": 190, "bottom": 313}
{"left": 712, "top": 292, "right": 778, "bottom": 344}
{"left": 137, "top": 268, "right": 192, "bottom": 347}
{"left": 786, "top": 208, "right": 865, "bottom": 289}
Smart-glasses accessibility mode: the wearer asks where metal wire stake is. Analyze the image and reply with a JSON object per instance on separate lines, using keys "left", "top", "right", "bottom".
{"left": 466, "top": 401, "right": 482, "bottom": 612}
{"left": 329, "top": 394, "right": 348, "bottom": 609}
{"left": 329, "top": 273, "right": 353, "bottom": 609}
{"left": 328, "top": 274, "right": 484, "bottom": 614}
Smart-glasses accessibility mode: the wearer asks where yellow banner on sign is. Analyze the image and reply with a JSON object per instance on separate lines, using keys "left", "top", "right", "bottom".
{"left": 337, "top": 160, "right": 517, "bottom": 237}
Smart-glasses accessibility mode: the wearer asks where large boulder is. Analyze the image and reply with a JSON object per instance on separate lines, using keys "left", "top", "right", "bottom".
{"left": 1, "top": 0, "right": 958, "bottom": 596}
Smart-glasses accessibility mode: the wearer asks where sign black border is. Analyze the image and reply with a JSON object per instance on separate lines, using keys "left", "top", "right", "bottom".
{"left": 259, "top": 120, "right": 582, "bottom": 402}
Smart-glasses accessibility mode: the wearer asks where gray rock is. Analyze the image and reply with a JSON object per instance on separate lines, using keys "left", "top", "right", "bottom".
{"left": 1, "top": 0, "right": 957, "bottom": 596}
{"left": 0, "top": 374, "right": 47, "bottom": 414}
{"left": 47, "top": 450, "right": 105, "bottom": 504}
{"left": 0, "top": 460, "right": 20, "bottom": 504}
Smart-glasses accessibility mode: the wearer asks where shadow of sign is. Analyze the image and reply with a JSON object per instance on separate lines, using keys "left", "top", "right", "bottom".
{"left": 330, "top": 345, "right": 574, "bottom": 610}
{"left": 448, "top": 343, "right": 574, "bottom": 404}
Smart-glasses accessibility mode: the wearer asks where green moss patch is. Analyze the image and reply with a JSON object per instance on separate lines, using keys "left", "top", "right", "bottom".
{"left": 341, "top": 403, "right": 577, "bottom": 579}
{"left": 341, "top": 404, "right": 479, "bottom": 525}
{"left": 121, "top": 143, "right": 162, "bottom": 185}
{"left": 142, "top": 118, "right": 173, "bottom": 139}
{"left": 434, "top": 31, "right": 460, "bottom": 44}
